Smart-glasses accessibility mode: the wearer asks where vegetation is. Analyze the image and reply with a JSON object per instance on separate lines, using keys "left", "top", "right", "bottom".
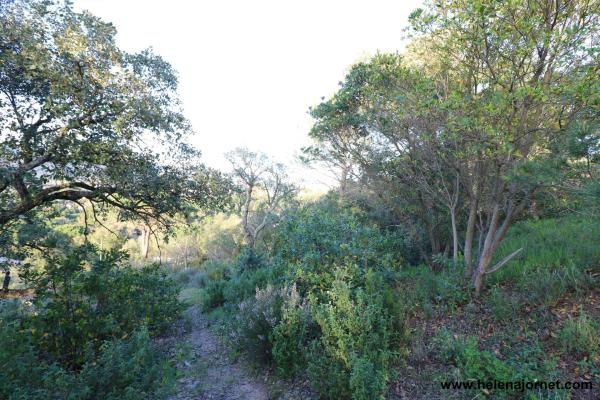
{"left": 1, "top": 0, "right": 599, "bottom": 399}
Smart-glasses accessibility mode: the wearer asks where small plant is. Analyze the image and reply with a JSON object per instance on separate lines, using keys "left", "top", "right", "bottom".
{"left": 231, "top": 284, "right": 290, "bottom": 362}
{"left": 557, "top": 311, "right": 600, "bottom": 358}
{"left": 271, "top": 285, "right": 314, "bottom": 377}
{"left": 488, "top": 287, "right": 518, "bottom": 322}
{"left": 200, "top": 279, "right": 227, "bottom": 310}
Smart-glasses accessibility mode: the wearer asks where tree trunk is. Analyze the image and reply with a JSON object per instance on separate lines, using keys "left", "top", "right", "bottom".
{"left": 450, "top": 205, "right": 458, "bottom": 264}
{"left": 463, "top": 199, "right": 478, "bottom": 277}
{"left": 2, "top": 270, "right": 10, "bottom": 293}
{"left": 241, "top": 184, "right": 255, "bottom": 247}
{"left": 473, "top": 204, "right": 500, "bottom": 296}
{"left": 141, "top": 225, "right": 150, "bottom": 259}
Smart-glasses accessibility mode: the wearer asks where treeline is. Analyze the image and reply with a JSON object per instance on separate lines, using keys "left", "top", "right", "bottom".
{"left": 1, "top": 0, "right": 599, "bottom": 399}
{"left": 304, "top": 0, "right": 599, "bottom": 294}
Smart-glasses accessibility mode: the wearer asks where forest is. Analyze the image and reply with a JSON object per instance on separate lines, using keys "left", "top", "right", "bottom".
{"left": 0, "top": 0, "right": 599, "bottom": 399}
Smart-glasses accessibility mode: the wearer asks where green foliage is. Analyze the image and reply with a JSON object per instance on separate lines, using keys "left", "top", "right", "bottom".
{"left": 0, "top": 320, "right": 173, "bottom": 400}
{"left": 171, "top": 268, "right": 208, "bottom": 288}
{"left": 20, "top": 245, "right": 182, "bottom": 368}
{"left": 200, "top": 279, "right": 227, "bottom": 311}
{"left": 0, "top": 0, "right": 230, "bottom": 237}
{"left": 0, "top": 245, "right": 181, "bottom": 399}
{"left": 490, "top": 216, "right": 600, "bottom": 305}
{"left": 306, "top": 269, "right": 401, "bottom": 400}
{"left": 271, "top": 289, "right": 314, "bottom": 377}
{"left": 433, "top": 329, "right": 560, "bottom": 399}
{"left": 275, "top": 198, "right": 405, "bottom": 269}
{"left": 557, "top": 312, "right": 600, "bottom": 359}
{"left": 74, "top": 327, "right": 175, "bottom": 400}
{"left": 487, "top": 287, "right": 519, "bottom": 322}
{"left": 235, "top": 246, "right": 265, "bottom": 272}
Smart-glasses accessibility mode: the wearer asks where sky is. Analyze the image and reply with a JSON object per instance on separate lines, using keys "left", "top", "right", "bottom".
{"left": 73, "top": 0, "right": 423, "bottom": 188}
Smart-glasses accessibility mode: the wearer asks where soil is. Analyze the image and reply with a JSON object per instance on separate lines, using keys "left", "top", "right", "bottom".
{"left": 168, "top": 306, "right": 269, "bottom": 400}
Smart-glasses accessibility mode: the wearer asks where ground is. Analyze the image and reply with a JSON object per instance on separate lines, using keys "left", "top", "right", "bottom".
{"left": 167, "top": 306, "right": 316, "bottom": 400}
{"left": 168, "top": 306, "right": 269, "bottom": 400}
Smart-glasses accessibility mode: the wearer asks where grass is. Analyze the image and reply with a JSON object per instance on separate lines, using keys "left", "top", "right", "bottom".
{"left": 490, "top": 216, "right": 600, "bottom": 304}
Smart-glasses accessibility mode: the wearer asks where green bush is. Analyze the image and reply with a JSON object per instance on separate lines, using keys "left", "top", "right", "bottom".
{"left": 172, "top": 268, "right": 207, "bottom": 288}
{"left": 231, "top": 284, "right": 289, "bottom": 363}
{"left": 235, "top": 246, "right": 265, "bottom": 272}
{"left": 0, "top": 319, "right": 70, "bottom": 400}
{"left": 200, "top": 279, "right": 227, "bottom": 311}
{"left": 0, "top": 321, "right": 173, "bottom": 400}
{"left": 306, "top": 269, "right": 399, "bottom": 400}
{"left": 558, "top": 312, "right": 600, "bottom": 358}
{"left": 271, "top": 285, "right": 315, "bottom": 377}
{"left": 272, "top": 200, "right": 408, "bottom": 288}
{"left": 21, "top": 246, "right": 182, "bottom": 368}
{"left": 0, "top": 245, "right": 181, "bottom": 399}
{"left": 223, "top": 266, "right": 276, "bottom": 304}
{"left": 76, "top": 327, "right": 175, "bottom": 400}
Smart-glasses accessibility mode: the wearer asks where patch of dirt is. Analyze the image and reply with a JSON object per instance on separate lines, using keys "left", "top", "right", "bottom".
{"left": 169, "top": 306, "right": 269, "bottom": 400}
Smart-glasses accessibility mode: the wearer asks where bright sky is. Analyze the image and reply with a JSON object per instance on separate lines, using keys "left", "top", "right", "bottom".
{"left": 73, "top": 0, "right": 422, "bottom": 188}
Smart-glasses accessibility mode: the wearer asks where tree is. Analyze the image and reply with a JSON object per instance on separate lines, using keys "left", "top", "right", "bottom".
{"left": 306, "top": 1, "right": 599, "bottom": 295}
{"left": 408, "top": 0, "right": 600, "bottom": 294}
{"left": 0, "top": 0, "right": 227, "bottom": 232}
{"left": 226, "top": 147, "right": 297, "bottom": 248}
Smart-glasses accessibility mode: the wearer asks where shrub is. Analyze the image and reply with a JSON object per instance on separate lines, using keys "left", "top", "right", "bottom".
{"left": 557, "top": 312, "right": 600, "bottom": 358}
{"left": 0, "top": 319, "right": 71, "bottom": 400}
{"left": 223, "top": 266, "right": 276, "bottom": 304}
{"left": 200, "top": 279, "right": 227, "bottom": 311}
{"left": 271, "top": 285, "right": 314, "bottom": 377}
{"left": 231, "top": 284, "right": 289, "bottom": 363}
{"left": 75, "top": 327, "right": 175, "bottom": 400}
{"left": 306, "top": 269, "right": 398, "bottom": 400}
{"left": 20, "top": 246, "right": 182, "bottom": 368}
{"left": 171, "top": 268, "right": 207, "bottom": 288}
{"left": 0, "top": 321, "right": 174, "bottom": 400}
{"left": 235, "top": 246, "right": 265, "bottom": 272}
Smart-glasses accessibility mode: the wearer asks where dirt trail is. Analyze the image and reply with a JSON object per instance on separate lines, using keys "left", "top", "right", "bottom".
{"left": 169, "top": 306, "right": 269, "bottom": 400}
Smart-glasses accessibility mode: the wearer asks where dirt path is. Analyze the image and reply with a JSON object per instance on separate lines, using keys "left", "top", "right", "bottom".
{"left": 169, "top": 306, "right": 269, "bottom": 400}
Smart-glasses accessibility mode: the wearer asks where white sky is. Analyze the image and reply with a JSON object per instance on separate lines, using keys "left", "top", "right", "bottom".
{"left": 73, "top": 0, "right": 422, "bottom": 188}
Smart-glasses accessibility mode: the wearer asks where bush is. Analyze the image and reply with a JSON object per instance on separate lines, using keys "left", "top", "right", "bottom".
{"left": 271, "top": 285, "right": 314, "bottom": 377}
{"left": 231, "top": 284, "right": 290, "bottom": 363}
{"left": 557, "top": 311, "right": 600, "bottom": 358}
{"left": 21, "top": 246, "right": 182, "bottom": 368}
{"left": 0, "top": 245, "right": 181, "bottom": 399}
{"left": 76, "top": 327, "right": 175, "bottom": 400}
{"left": 306, "top": 269, "right": 399, "bottom": 400}
{"left": 235, "top": 246, "right": 265, "bottom": 272}
{"left": 200, "top": 279, "right": 227, "bottom": 311}
{"left": 171, "top": 268, "right": 207, "bottom": 288}
{"left": 0, "top": 322, "right": 173, "bottom": 400}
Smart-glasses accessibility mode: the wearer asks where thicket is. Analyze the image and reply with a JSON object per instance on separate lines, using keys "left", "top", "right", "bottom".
{"left": 0, "top": 245, "right": 182, "bottom": 399}
{"left": 189, "top": 192, "right": 600, "bottom": 399}
{"left": 194, "top": 197, "right": 411, "bottom": 399}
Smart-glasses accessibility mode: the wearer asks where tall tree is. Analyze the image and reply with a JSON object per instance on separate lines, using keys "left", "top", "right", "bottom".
{"left": 0, "top": 0, "right": 227, "bottom": 228}
{"left": 226, "top": 147, "right": 297, "bottom": 248}
{"left": 408, "top": 0, "right": 600, "bottom": 293}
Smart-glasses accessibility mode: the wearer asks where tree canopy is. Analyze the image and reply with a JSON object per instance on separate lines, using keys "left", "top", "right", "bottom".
{"left": 0, "top": 0, "right": 228, "bottom": 238}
